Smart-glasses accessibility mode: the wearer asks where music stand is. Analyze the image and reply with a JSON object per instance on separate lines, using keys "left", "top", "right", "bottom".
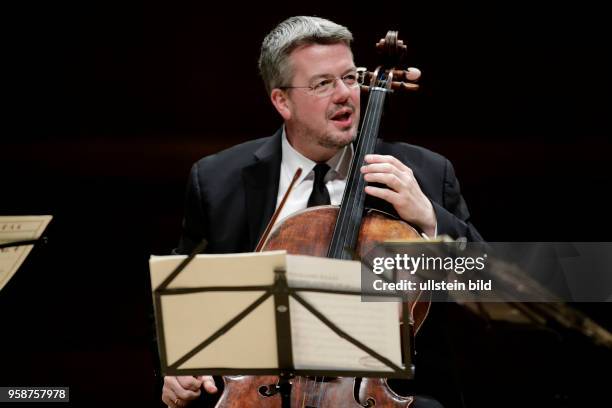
{"left": 150, "top": 241, "right": 414, "bottom": 407}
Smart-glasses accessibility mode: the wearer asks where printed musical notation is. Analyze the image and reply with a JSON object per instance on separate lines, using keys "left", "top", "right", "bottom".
{"left": 149, "top": 252, "right": 403, "bottom": 373}
{"left": 0, "top": 215, "right": 52, "bottom": 291}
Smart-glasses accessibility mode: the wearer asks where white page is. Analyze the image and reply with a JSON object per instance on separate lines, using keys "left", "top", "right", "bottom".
{"left": 149, "top": 252, "right": 403, "bottom": 373}
{"left": 149, "top": 250, "right": 286, "bottom": 290}
{"left": 149, "top": 251, "right": 286, "bottom": 369}
{"left": 0, "top": 215, "right": 52, "bottom": 291}
{"left": 287, "top": 255, "right": 403, "bottom": 372}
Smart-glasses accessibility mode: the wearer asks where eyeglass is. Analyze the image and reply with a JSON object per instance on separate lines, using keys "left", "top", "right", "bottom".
{"left": 279, "top": 71, "right": 361, "bottom": 97}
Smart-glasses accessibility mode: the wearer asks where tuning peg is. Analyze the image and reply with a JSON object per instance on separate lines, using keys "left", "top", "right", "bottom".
{"left": 404, "top": 68, "right": 421, "bottom": 82}
{"left": 392, "top": 81, "right": 419, "bottom": 91}
{"left": 357, "top": 68, "right": 421, "bottom": 86}
{"left": 385, "top": 69, "right": 419, "bottom": 82}
{"left": 360, "top": 82, "right": 419, "bottom": 93}
{"left": 376, "top": 36, "right": 408, "bottom": 52}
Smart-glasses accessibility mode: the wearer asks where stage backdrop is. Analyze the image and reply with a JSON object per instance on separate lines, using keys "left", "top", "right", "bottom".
{"left": 2, "top": 2, "right": 610, "bottom": 407}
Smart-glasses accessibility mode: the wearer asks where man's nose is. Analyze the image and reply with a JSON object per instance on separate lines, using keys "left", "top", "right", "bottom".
{"left": 331, "top": 78, "right": 351, "bottom": 102}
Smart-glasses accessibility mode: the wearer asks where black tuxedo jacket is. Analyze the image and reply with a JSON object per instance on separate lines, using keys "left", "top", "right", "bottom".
{"left": 177, "top": 129, "right": 482, "bottom": 254}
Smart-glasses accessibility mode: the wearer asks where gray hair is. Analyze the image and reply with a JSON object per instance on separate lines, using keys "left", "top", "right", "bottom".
{"left": 258, "top": 16, "right": 353, "bottom": 94}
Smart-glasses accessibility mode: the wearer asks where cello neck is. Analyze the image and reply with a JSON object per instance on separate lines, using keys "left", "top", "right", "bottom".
{"left": 327, "top": 86, "right": 389, "bottom": 259}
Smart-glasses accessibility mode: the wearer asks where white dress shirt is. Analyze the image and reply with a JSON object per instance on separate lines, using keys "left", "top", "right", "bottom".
{"left": 273, "top": 127, "right": 352, "bottom": 228}
{"left": 273, "top": 127, "right": 436, "bottom": 237}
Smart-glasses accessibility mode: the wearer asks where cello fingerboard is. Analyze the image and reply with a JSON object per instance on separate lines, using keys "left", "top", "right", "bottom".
{"left": 328, "top": 86, "right": 387, "bottom": 260}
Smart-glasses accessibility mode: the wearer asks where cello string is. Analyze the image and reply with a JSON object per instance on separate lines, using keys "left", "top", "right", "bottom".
{"left": 315, "top": 376, "right": 326, "bottom": 407}
{"left": 316, "top": 79, "right": 386, "bottom": 405}
{"left": 342, "top": 81, "right": 386, "bottom": 257}
{"left": 310, "top": 376, "right": 319, "bottom": 406}
{"left": 299, "top": 376, "right": 307, "bottom": 408}
{"left": 312, "top": 376, "right": 320, "bottom": 406}
{"left": 319, "top": 376, "right": 326, "bottom": 406}
{"left": 329, "top": 70, "right": 378, "bottom": 257}
{"left": 305, "top": 376, "right": 311, "bottom": 407}
{"left": 312, "top": 85, "right": 386, "bottom": 407}
{"left": 331, "top": 78, "right": 383, "bottom": 257}
{"left": 348, "top": 83, "right": 385, "bottom": 245}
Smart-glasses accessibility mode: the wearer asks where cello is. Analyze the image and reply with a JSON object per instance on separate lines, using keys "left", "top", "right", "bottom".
{"left": 215, "top": 30, "right": 429, "bottom": 407}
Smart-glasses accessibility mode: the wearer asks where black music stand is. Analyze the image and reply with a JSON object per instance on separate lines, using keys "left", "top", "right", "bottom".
{"left": 151, "top": 241, "right": 414, "bottom": 407}
{"left": 0, "top": 237, "right": 47, "bottom": 250}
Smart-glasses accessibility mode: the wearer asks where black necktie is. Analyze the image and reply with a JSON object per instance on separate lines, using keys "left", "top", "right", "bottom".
{"left": 307, "top": 163, "right": 331, "bottom": 207}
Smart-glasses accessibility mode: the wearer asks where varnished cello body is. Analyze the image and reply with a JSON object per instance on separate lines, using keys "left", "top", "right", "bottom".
{"left": 262, "top": 206, "right": 430, "bottom": 331}
{"left": 213, "top": 208, "right": 430, "bottom": 407}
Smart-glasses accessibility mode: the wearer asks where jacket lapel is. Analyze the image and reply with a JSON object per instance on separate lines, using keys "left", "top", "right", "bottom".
{"left": 242, "top": 129, "right": 283, "bottom": 249}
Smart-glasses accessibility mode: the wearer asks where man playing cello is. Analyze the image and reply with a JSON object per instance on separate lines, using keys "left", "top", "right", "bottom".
{"left": 162, "top": 15, "right": 481, "bottom": 408}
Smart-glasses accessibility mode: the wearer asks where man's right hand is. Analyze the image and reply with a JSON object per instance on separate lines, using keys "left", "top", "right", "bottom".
{"left": 162, "top": 375, "right": 218, "bottom": 407}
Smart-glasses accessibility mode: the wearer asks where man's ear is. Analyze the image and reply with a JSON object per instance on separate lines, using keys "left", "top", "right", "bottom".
{"left": 270, "top": 88, "right": 292, "bottom": 121}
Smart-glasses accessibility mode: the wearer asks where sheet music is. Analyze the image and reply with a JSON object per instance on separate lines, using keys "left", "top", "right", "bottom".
{"left": 286, "top": 254, "right": 362, "bottom": 290}
{"left": 150, "top": 250, "right": 286, "bottom": 290}
{"left": 0, "top": 215, "right": 52, "bottom": 291}
{"left": 287, "top": 255, "right": 403, "bottom": 372}
{"left": 150, "top": 252, "right": 404, "bottom": 373}
{"left": 149, "top": 251, "right": 286, "bottom": 369}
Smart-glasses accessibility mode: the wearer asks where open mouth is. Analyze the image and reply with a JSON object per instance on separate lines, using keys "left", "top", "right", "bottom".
{"left": 332, "top": 111, "right": 351, "bottom": 121}
{"left": 330, "top": 109, "right": 353, "bottom": 126}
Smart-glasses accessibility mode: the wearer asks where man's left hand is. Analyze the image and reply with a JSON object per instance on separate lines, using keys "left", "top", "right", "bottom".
{"left": 361, "top": 154, "right": 437, "bottom": 237}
